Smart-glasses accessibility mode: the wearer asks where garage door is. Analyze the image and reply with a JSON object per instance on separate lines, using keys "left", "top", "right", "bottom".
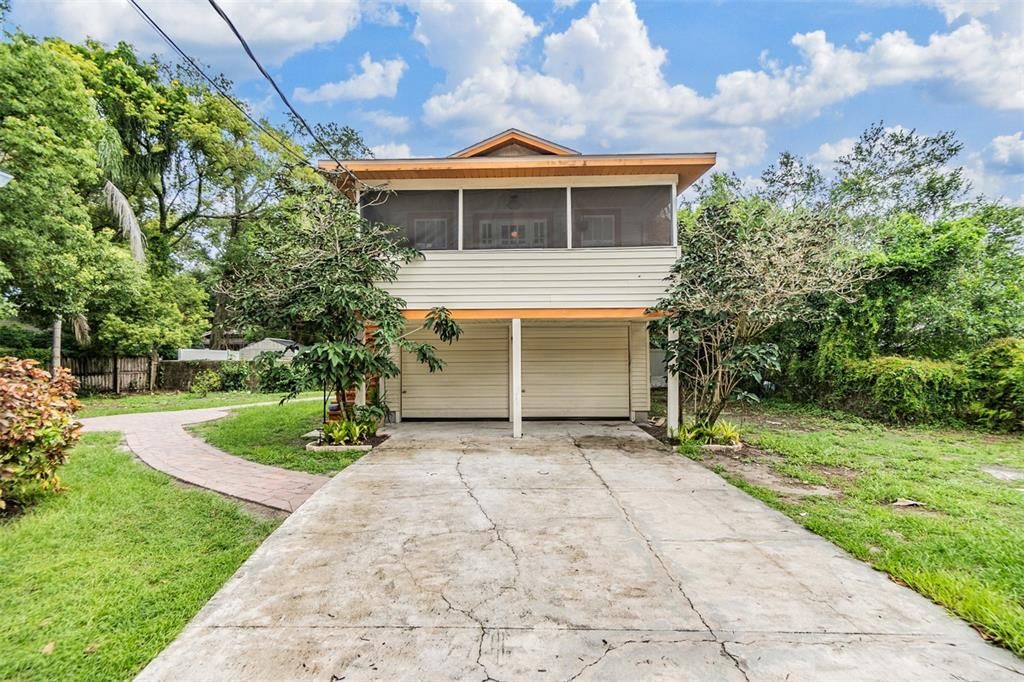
{"left": 400, "top": 323, "right": 509, "bottom": 418}
{"left": 522, "top": 323, "right": 630, "bottom": 418}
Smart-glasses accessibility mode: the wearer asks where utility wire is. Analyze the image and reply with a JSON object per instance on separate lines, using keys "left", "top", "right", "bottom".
{"left": 126, "top": 0, "right": 313, "bottom": 170}
{"left": 205, "top": 0, "right": 368, "bottom": 190}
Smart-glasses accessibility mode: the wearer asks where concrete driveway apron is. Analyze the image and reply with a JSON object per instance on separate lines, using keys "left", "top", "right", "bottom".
{"left": 138, "top": 421, "right": 1023, "bottom": 681}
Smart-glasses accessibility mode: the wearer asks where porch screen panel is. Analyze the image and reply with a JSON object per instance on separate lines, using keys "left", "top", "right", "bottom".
{"left": 463, "top": 188, "right": 567, "bottom": 249}
{"left": 362, "top": 190, "right": 458, "bottom": 250}
{"left": 571, "top": 186, "right": 673, "bottom": 247}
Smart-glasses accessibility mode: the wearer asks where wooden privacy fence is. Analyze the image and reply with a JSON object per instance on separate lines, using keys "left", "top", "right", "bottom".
{"left": 58, "top": 356, "right": 156, "bottom": 393}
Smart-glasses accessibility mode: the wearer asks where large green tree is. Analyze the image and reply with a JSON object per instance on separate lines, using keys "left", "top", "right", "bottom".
{"left": 0, "top": 34, "right": 135, "bottom": 364}
{"left": 657, "top": 176, "right": 866, "bottom": 428}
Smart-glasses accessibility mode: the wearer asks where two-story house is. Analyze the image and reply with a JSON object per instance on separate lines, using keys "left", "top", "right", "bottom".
{"left": 322, "top": 129, "right": 715, "bottom": 437}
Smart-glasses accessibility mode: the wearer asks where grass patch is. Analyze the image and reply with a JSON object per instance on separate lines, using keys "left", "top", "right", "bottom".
{"left": 76, "top": 390, "right": 320, "bottom": 418}
{"left": 190, "top": 400, "right": 363, "bottom": 476}
{"left": 717, "top": 406, "right": 1024, "bottom": 656}
{"left": 0, "top": 433, "right": 278, "bottom": 681}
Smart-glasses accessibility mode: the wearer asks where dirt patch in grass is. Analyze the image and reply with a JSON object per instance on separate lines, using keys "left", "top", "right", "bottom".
{"left": 697, "top": 444, "right": 840, "bottom": 500}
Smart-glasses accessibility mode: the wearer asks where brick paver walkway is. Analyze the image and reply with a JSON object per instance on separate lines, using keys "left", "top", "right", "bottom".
{"left": 81, "top": 404, "right": 328, "bottom": 512}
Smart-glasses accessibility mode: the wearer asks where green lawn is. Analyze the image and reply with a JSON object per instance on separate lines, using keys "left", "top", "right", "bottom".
{"left": 190, "top": 400, "right": 364, "bottom": 475}
{"left": 711, "top": 404, "right": 1024, "bottom": 657}
{"left": 0, "top": 433, "right": 279, "bottom": 681}
{"left": 76, "top": 390, "right": 320, "bottom": 418}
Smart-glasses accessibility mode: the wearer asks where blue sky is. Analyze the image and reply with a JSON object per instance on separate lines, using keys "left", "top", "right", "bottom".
{"left": 9, "top": 0, "right": 1024, "bottom": 201}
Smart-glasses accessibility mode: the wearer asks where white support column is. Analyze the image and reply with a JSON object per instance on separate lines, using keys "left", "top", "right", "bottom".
{"left": 565, "top": 186, "right": 572, "bottom": 248}
{"left": 670, "top": 183, "right": 678, "bottom": 247}
{"left": 667, "top": 326, "right": 680, "bottom": 437}
{"left": 511, "top": 318, "right": 523, "bottom": 438}
{"left": 457, "top": 188, "right": 464, "bottom": 250}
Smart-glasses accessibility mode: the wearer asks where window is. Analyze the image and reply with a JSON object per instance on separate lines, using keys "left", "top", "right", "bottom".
{"left": 463, "top": 188, "right": 567, "bottom": 249}
{"left": 578, "top": 214, "right": 616, "bottom": 246}
{"left": 571, "top": 186, "right": 673, "bottom": 247}
{"left": 361, "top": 190, "right": 458, "bottom": 250}
{"left": 413, "top": 218, "right": 448, "bottom": 249}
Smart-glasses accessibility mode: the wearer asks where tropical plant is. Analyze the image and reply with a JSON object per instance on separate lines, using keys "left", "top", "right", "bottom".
{"left": 679, "top": 419, "right": 741, "bottom": 446}
{"left": 224, "top": 177, "right": 461, "bottom": 421}
{"left": 0, "top": 357, "right": 81, "bottom": 511}
{"left": 322, "top": 419, "right": 367, "bottom": 446}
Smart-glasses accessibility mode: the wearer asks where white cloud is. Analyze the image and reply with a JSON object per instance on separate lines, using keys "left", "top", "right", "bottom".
{"left": 553, "top": 0, "right": 582, "bottom": 8}
{"left": 361, "top": 110, "right": 412, "bottom": 134}
{"left": 410, "top": 0, "right": 540, "bottom": 83}
{"left": 371, "top": 143, "right": 413, "bottom": 158}
{"left": 10, "top": 0, "right": 362, "bottom": 74}
{"left": 809, "top": 136, "right": 858, "bottom": 172}
{"left": 294, "top": 53, "right": 407, "bottom": 103}
{"left": 414, "top": 0, "right": 1022, "bottom": 171}
{"left": 990, "top": 132, "right": 1024, "bottom": 172}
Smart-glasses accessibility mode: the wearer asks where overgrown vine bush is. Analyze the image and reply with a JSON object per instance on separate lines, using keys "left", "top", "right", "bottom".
{"left": 842, "top": 356, "right": 971, "bottom": 425}
{"left": 0, "top": 357, "right": 81, "bottom": 511}
{"left": 964, "top": 338, "right": 1024, "bottom": 431}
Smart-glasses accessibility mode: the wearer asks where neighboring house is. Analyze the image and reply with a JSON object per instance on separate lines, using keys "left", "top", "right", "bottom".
{"left": 238, "top": 338, "right": 299, "bottom": 361}
{"left": 323, "top": 129, "right": 714, "bottom": 436}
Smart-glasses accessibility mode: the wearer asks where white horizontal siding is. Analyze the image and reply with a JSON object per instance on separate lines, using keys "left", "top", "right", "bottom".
{"left": 384, "top": 247, "right": 678, "bottom": 309}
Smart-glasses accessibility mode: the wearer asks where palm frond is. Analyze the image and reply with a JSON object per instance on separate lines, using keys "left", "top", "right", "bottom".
{"left": 103, "top": 180, "right": 146, "bottom": 263}
{"left": 72, "top": 314, "right": 91, "bottom": 346}
{"left": 96, "top": 121, "right": 124, "bottom": 182}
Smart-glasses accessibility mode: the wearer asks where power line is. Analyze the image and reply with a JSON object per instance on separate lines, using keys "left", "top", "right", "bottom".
{"left": 126, "top": 0, "right": 313, "bottom": 170}
{"left": 205, "top": 0, "right": 367, "bottom": 190}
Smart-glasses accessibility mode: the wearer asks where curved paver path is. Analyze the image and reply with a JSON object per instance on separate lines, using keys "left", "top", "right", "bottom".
{"left": 81, "top": 404, "right": 328, "bottom": 512}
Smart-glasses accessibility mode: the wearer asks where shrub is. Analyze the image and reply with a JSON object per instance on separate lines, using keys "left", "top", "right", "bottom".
{"left": 189, "top": 369, "right": 222, "bottom": 397}
{"left": 0, "top": 324, "right": 48, "bottom": 349}
{"left": 218, "top": 361, "right": 250, "bottom": 392}
{"left": 322, "top": 419, "right": 367, "bottom": 446}
{"left": 680, "top": 419, "right": 741, "bottom": 446}
{"left": 249, "top": 352, "right": 309, "bottom": 394}
{"left": 0, "top": 346, "right": 50, "bottom": 363}
{"left": 843, "top": 356, "right": 970, "bottom": 424}
{"left": 965, "top": 338, "right": 1024, "bottom": 431}
{"left": 0, "top": 357, "right": 81, "bottom": 511}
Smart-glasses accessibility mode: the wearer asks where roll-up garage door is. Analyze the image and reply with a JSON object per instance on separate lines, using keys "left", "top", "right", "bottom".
{"left": 400, "top": 323, "right": 509, "bottom": 418}
{"left": 522, "top": 323, "right": 630, "bottom": 418}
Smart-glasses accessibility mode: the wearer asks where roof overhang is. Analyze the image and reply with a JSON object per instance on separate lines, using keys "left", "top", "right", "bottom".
{"left": 321, "top": 152, "right": 717, "bottom": 195}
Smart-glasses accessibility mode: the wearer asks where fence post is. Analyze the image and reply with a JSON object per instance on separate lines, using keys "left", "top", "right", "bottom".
{"left": 148, "top": 353, "right": 157, "bottom": 392}
{"left": 113, "top": 355, "right": 120, "bottom": 394}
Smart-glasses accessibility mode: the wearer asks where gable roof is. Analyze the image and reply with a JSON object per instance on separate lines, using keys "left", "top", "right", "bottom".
{"left": 322, "top": 129, "right": 716, "bottom": 194}
{"left": 449, "top": 129, "right": 580, "bottom": 158}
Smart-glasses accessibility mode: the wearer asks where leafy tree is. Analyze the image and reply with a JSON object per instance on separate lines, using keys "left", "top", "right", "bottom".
{"left": 657, "top": 179, "right": 867, "bottom": 428}
{"left": 831, "top": 122, "right": 969, "bottom": 222}
{"left": 224, "top": 176, "right": 460, "bottom": 418}
{"left": 0, "top": 34, "right": 135, "bottom": 366}
{"left": 76, "top": 42, "right": 249, "bottom": 270}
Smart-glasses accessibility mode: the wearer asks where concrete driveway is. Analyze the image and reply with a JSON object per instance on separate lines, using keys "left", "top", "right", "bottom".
{"left": 139, "top": 422, "right": 1022, "bottom": 681}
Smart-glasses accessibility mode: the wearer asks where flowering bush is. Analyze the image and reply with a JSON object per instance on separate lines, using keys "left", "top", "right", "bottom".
{"left": 0, "top": 357, "right": 81, "bottom": 510}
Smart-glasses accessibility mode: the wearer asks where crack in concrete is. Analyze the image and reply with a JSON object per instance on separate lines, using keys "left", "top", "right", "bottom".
{"left": 570, "top": 435, "right": 751, "bottom": 682}
{"left": 450, "top": 448, "right": 527, "bottom": 682}
{"left": 563, "top": 636, "right": 720, "bottom": 682}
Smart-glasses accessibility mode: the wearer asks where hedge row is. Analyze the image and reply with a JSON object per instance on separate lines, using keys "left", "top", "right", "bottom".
{"left": 827, "top": 338, "right": 1024, "bottom": 430}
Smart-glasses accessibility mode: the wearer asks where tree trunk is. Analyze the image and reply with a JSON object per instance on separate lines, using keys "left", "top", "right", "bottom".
{"left": 210, "top": 292, "right": 228, "bottom": 349}
{"left": 51, "top": 316, "right": 62, "bottom": 374}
